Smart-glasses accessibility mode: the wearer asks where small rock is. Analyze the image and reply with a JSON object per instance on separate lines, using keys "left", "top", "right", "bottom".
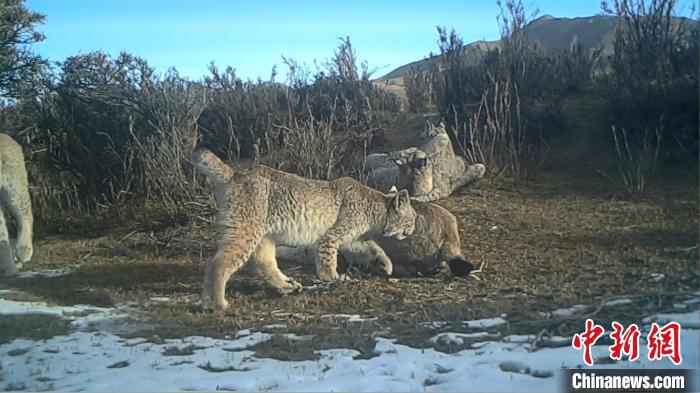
{"left": 107, "top": 361, "right": 130, "bottom": 368}
{"left": 489, "top": 225, "right": 498, "bottom": 233}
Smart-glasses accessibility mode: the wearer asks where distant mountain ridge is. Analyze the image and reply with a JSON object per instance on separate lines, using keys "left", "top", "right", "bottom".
{"left": 376, "top": 14, "right": 694, "bottom": 81}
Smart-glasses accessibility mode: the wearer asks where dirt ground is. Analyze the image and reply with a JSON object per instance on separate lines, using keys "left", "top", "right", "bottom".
{"left": 1, "top": 145, "right": 697, "bottom": 358}
{"left": 1, "top": 113, "right": 698, "bottom": 358}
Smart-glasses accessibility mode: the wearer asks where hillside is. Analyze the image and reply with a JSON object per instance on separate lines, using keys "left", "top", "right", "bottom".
{"left": 376, "top": 14, "right": 617, "bottom": 82}
{"left": 375, "top": 13, "right": 698, "bottom": 88}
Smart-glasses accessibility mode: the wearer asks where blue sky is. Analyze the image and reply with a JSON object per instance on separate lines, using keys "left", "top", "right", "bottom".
{"left": 24, "top": 0, "right": 696, "bottom": 81}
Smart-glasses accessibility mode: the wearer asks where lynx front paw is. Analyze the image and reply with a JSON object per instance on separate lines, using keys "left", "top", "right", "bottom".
{"left": 274, "top": 278, "right": 303, "bottom": 295}
{"left": 15, "top": 245, "right": 33, "bottom": 264}
{"left": 201, "top": 294, "right": 229, "bottom": 311}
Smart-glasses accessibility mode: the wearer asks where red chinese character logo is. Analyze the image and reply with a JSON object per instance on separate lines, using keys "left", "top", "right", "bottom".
{"left": 572, "top": 319, "right": 605, "bottom": 366}
{"left": 609, "top": 322, "right": 640, "bottom": 361}
{"left": 647, "top": 322, "right": 682, "bottom": 365}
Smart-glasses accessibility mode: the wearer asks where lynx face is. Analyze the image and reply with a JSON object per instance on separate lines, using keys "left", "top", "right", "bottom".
{"left": 420, "top": 120, "right": 447, "bottom": 140}
{"left": 403, "top": 150, "right": 433, "bottom": 197}
{"left": 382, "top": 189, "right": 417, "bottom": 240}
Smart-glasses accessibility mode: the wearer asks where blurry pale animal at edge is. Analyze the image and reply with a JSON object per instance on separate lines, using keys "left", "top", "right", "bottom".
{"left": 192, "top": 148, "right": 417, "bottom": 310}
{"left": 0, "top": 133, "right": 34, "bottom": 277}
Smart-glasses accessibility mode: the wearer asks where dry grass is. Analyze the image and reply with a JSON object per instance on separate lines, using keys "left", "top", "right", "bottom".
{"left": 0, "top": 314, "right": 71, "bottom": 344}
{"left": 0, "top": 161, "right": 696, "bottom": 358}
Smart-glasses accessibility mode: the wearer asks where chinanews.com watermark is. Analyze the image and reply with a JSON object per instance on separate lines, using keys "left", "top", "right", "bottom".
{"left": 561, "top": 319, "right": 698, "bottom": 392}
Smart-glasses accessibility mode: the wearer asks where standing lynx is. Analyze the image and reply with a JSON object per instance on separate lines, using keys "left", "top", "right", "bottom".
{"left": 0, "top": 134, "right": 34, "bottom": 276}
{"left": 278, "top": 200, "right": 474, "bottom": 277}
{"left": 192, "top": 148, "right": 417, "bottom": 311}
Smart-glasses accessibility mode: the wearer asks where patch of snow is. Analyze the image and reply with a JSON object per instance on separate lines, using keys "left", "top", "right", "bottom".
{"left": 263, "top": 324, "right": 287, "bottom": 330}
{"left": 0, "top": 298, "right": 109, "bottom": 317}
{"left": 327, "top": 314, "right": 378, "bottom": 322}
{"left": 549, "top": 304, "right": 590, "bottom": 318}
{"left": 421, "top": 321, "right": 448, "bottom": 329}
{"left": 604, "top": 298, "right": 633, "bottom": 307}
{"left": 431, "top": 332, "right": 498, "bottom": 345}
{"left": 285, "top": 333, "right": 314, "bottom": 342}
{"left": 504, "top": 335, "right": 535, "bottom": 344}
{"left": 643, "top": 313, "right": 700, "bottom": 329}
{"left": 463, "top": 317, "right": 506, "bottom": 329}
{"left": 1, "top": 298, "right": 698, "bottom": 392}
{"left": 649, "top": 273, "right": 665, "bottom": 282}
{"left": 2, "top": 314, "right": 697, "bottom": 392}
{"left": 149, "top": 296, "right": 170, "bottom": 303}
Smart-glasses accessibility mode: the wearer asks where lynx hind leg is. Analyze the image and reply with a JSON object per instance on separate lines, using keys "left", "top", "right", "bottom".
{"left": 1, "top": 142, "right": 34, "bottom": 264}
{"left": 202, "top": 189, "right": 268, "bottom": 311}
{"left": 251, "top": 238, "right": 302, "bottom": 295}
{"left": 340, "top": 241, "right": 393, "bottom": 277}
{"left": 0, "top": 210, "right": 18, "bottom": 277}
{"left": 314, "top": 230, "right": 345, "bottom": 281}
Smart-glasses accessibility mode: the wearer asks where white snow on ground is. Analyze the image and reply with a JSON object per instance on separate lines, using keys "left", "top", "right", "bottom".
{"left": 603, "top": 298, "right": 633, "bottom": 307}
{"left": 431, "top": 332, "right": 499, "bottom": 345}
{"left": 643, "top": 312, "right": 700, "bottom": 329}
{"left": 1, "top": 291, "right": 699, "bottom": 392}
{"left": 463, "top": 317, "right": 506, "bottom": 329}
{"left": 0, "top": 298, "right": 110, "bottom": 317}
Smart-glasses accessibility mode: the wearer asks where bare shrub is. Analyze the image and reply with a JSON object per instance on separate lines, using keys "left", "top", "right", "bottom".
{"left": 25, "top": 53, "right": 215, "bottom": 221}
{"left": 263, "top": 114, "right": 347, "bottom": 179}
{"left": 256, "top": 38, "right": 397, "bottom": 180}
{"left": 552, "top": 36, "right": 603, "bottom": 93}
{"left": 405, "top": 66, "right": 431, "bottom": 113}
{"left": 611, "top": 124, "right": 663, "bottom": 193}
{"left": 15, "top": 38, "right": 400, "bottom": 225}
{"left": 125, "top": 72, "right": 210, "bottom": 216}
{"left": 602, "top": 0, "right": 698, "bottom": 192}
{"left": 433, "top": 1, "right": 561, "bottom": 179}
{"left": 198, "top": 64, "right": 286, "bottom": 161}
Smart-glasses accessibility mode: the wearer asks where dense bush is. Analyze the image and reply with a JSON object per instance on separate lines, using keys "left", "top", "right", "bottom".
{"left": 405, "top": 66, "right": 432, "bottom": 113}
{"left": 0, "top": 0, "right": 46, "bottom": 99}
{"left": 423, "top": 0, "right": 696, "bottom": 184}
{"left": 3, "top": 34, "right": 400, "bottom": 223}
{"left": 199, "top": 38, "right": 401, "bottom": 179}
{"left": 602, "top": 0, "right": 698, "bottom": 192}
{"left": 2, "top": 0, "right": 697, "bottom": 228}
{"left": 431, "top": 1, "right": 578, "bottom": 179}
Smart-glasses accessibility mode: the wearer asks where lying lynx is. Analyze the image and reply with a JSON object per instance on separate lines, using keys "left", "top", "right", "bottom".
{"left": 0, "top": 133, "right": 34, "bottom": 277}
{"left": 192, "top": 148, "right": 417, "bottom": 310}
{"left": 365, "top": 149, "right": 433, "bottom": 196}
{"left": 364, "top": 121, "right": 485, "bottom": 202}
{"left": 278, "top": 200, "right": 473, "bottom": 277}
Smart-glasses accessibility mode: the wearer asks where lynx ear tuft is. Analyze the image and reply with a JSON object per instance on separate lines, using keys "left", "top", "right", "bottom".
{"left": 396, "top": 189, "right": 411, "bottom": 209}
